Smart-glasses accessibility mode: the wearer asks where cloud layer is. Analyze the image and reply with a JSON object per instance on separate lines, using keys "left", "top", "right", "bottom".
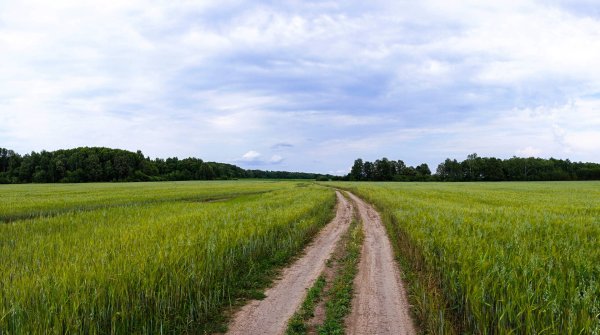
{"left": 1, "top": 0, "right": 599, "bottom": 174}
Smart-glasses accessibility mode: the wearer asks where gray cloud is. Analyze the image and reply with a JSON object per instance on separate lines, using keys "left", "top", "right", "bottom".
{"left": 271, "top": 143, "right": 294, "bottom": 149}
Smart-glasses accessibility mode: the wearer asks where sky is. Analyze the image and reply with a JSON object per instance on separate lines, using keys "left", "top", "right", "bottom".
{"left": 1, "top": 0, "right": 600, "bottom": 175}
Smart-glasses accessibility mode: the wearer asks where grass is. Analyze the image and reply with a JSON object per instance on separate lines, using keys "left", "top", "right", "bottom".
{"left": 329, "top": 181, "right": 600, "bottom": 334}
{"left": 318, "top": 216, "right": 363, "bottom": 334}
{"left": 286, "top": 276, "right": 328, "bottom": 335}
{"left": 8, "top": 179, "right": 597, "bottom": 333}
{"left": 0, "top": 180, "right": 281, "bottom": 222}
{"left": 0, "top": 181, "right": 335, "bottom": 333}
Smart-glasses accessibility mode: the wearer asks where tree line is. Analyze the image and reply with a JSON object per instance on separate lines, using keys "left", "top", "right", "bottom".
{"left": 0, "top": 147, "right": 331, "bottom": 184}
{"left": 3, "top": 147, "right": 598, "bottom": 184}
{"left": 347, "top": 153, "right": 600, "bottom": 181}
{"left": 348, "top": 158, "right": 432, "bottom": 181}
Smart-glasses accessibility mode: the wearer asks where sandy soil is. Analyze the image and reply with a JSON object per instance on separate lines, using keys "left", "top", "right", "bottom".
{"left": 225, "top": 191, "right": 353, "bottom": 335}
{"left": 345, "top": 192, "right": 417, "bottom": 335}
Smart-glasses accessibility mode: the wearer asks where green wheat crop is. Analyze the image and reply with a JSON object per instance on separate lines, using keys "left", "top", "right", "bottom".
{"left": 0, "top": 181, "right": 335, "bottom": 333}
{"left": 0, "top": 180, "right": 281, "bottom": 222}
{"left": 331, "top": 181, "right": 600, "bottom": 334}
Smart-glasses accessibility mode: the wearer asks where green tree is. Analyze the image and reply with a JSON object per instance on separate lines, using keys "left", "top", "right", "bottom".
{"left": 415, "top": 163, "right": 431, "bottom": 180}
{"left": 374, "top": 158, "right": 393, "bottom": 181}
{"left": 363, "top": 161, "right": 374, "bottom": 180}
{"left": 350, "top": 158, "right": 364, "bottom": 181}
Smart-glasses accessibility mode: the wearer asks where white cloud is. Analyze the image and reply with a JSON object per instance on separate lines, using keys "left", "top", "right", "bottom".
{"left": 565, "top": 131, "right": 600, "bottom": 152}
{"left": 2, "top": 0, "right": 600, "bottom": 173}
{"left": 269, "top": 155, "right": 284, "bottom": 163}
{"left": 234, "top": 151, "right": 285, "bottom": 166}
{"left": 516, "top": 146, "right": 542, "bottom": 157}
{"left": 241, "top": 150, "right": 261, "bottom": 161}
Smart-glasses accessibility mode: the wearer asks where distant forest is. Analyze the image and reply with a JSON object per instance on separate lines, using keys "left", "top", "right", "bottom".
{"left": 2, "top": 147, "right": 600, "bottom": 184}
{"left": 347, "top": 154, "right": 600, "bottom": 181}
{"left": 0, "top": 147, "right": 330, "bottom": 184}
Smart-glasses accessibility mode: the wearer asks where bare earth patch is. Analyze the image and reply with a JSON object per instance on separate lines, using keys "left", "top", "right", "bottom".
{"left": 345, "top": 192, "right": 417, "bottom": 335}
{"left": 225, "top": 191, "right": 353, "bottom": 335}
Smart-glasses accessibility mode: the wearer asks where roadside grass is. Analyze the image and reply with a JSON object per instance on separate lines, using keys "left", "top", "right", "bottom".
{"left": 381, "top": 211, "right": 457, "bottom": 334}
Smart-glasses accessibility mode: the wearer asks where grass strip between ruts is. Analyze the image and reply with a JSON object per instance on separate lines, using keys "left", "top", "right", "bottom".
{"left": 285, "top": 198, "right": 363, "bottom": 335}
{"left": 318, "top": 216, "right": 363, "bottom": 334}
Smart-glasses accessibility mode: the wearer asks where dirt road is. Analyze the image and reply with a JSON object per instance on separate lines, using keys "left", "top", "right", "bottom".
{"left": 226, "top": 191, "right": 416, "bottom": 334}
{"left": 226, "top": 191, "right": 353, "bottom": 335}
{"left": 345, "top": 192, "right": 416, "bottom": 335}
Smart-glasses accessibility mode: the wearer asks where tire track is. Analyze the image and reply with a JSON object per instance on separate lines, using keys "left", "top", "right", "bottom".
{"left": 345, "top": 192, "right": 417, "bottom": 335}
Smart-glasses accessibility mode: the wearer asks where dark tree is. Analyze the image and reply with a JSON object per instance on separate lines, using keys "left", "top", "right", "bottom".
{"left": 415, "top": 163, "right": 432, "bottom": 180}
{"left": 350, "top": 158, "right": 364, "bottom": 181}
{"left": 374, "top": 158, "right": 394, "bottom": 181}
{"left": 363, "top": 161, "right": 374, "bottom": 181}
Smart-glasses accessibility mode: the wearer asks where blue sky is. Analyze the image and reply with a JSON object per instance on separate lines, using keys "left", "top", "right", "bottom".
{"left": 1, "top": 0, "right": 600, "bottom": 174}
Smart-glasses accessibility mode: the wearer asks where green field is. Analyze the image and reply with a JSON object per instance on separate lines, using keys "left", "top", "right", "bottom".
{"left": 0, "top": 181, "right": 283, "bottom": 222}
{"left": 0, "top": 181, "right": 335, "bottom": 333}
{"left": 331, "top": 181, "right": 600, "bottom": 334}
{"left": 2, "top": 180, "right": 600, "bottom": 334}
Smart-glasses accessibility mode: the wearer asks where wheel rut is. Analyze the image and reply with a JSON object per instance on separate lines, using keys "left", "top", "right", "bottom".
{"left": 344, "top": 192, "right": 416, "bottom": 335}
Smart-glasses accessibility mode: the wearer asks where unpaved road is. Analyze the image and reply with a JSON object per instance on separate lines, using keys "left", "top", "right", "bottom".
{"left": 345, "top": 192, "right": 416, "bottom": 335}
{"left": 226, "top": 191, "right": 353, "bottom": 335}
{"left": 226, "top": 191, "right": 416, "bottom": 335}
